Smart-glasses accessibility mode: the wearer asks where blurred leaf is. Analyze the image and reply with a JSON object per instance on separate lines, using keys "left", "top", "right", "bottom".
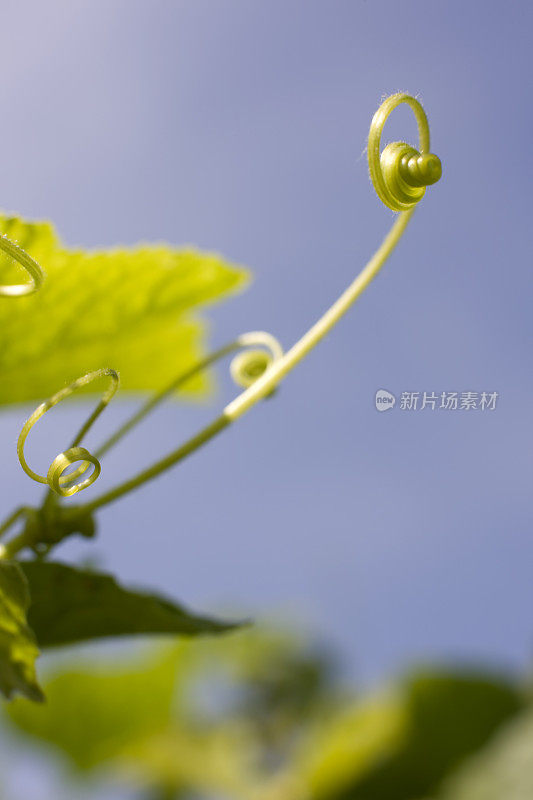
{"left": 438, "top": 707, "right": 533, "bottom": 800}
{"left": 187, "top": 626, "right": 335, "bottom": 727}
{"left": 20, "top": 561, "right": 243, "bottom": 647}
{"left": 122, "top": 723, "right": 262, "bottom": 800}
{"left": 6, "top": 624, "right": 526, "bottom": 800}
{"left": 0, "top": 560, "right": 43, "bottom": 702}
{"left": 302, "top": 670, "right": 524, "bottom": 800}
{"left": 238, "top": 646, "right": 333, "bottom": 723}
{"left": 2, "top": 629, "right": 330, "bottom": 795}
{"left": 295, "top": 692, "right": 408, "bottom": 799}
{"left": 0, "top": 214, "right": 248, "bottom": 404}
{"left": 117, "top": 630, "right": 332, "bottom": 799}
{"left": 6, "top": 648, "right": 184, "bottom": 769}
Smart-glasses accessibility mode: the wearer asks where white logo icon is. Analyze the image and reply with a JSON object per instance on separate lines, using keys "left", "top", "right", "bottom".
{"left": 375, "top": 389, "right": 396, "bottom": 411}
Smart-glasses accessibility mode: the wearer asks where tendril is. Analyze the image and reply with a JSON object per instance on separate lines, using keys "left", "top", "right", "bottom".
{"left": 230, "top": 332, "right": 284, "bottom": 388}
{"left": 223, "top": 92, "right": 442, "bottom": 420}
{"left": 16, "top": 334, "right": 283, "bottom": 504}
{"left": 0, "top": 233, "right": 45, "bottom": 297}
{"left": 17, "top": 369, "right": 119, "bottom": 497}
{"left": 89, "top": 331, "right": 283, "bottom": 464}
{"left": 367, "top": 93, "right": 441, "bottom": 212}
{"left": 5, "top": 92, "right": 441, "bottom": 554}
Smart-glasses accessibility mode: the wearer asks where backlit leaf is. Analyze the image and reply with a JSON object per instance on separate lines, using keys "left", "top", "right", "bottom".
{"left": 0, "top": 214, "right": 248, "bottom": 404}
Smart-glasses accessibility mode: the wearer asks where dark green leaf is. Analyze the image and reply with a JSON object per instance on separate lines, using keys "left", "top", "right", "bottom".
{"left": 0, "top": 560, "right": 43, "bottom": 702}
{"left": 21, "top": 561, "right": 242, "bottom": 648}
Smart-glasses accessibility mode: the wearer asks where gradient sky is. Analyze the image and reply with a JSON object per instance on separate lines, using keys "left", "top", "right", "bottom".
{"left": 0, "top": 2, "right": 532, "bottom": 796}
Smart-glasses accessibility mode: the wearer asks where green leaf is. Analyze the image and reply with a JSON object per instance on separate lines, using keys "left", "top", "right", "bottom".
{"left": 0, "top": 560, "right": 43, "bottom": 702}
{"left": 122, "top": 724, "right": 264, "bottom": 799}
{"left": 6, "top": 648, "right": 185, "bottom": 769}
{"left": 294, "top": 692, "right": 408, "bottom": 799}
{"left": 0, "top": 214, "right": 249, "bottom": 404}
{"left": 300, "top": 670, "right": 524, "bottom": 800}
{"left": 439, "top": 707, "right": 533, "bottom": 800}
{"left": 20, "top": 561, "right": 242, "bottom": 648}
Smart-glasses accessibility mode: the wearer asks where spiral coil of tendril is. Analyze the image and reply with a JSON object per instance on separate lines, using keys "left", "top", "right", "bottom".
{"left": 0, "top": 233, "right": 44, "bottom": 297}
{"left": 230, "top": 332, "right": 283, "bottom": 388}
{"left": 17, "top": 332, "right": 282, "bottom": 499}
{"left": 367, "top": 93, "right": 441, "bottom": 212}
{"left": 17, "top": 369, "right": 119, "bottom": 497}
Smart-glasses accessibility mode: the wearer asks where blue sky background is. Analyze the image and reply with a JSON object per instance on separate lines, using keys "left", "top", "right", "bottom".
{"left": 0, "top": 1, "right": 532, "bottom": 796}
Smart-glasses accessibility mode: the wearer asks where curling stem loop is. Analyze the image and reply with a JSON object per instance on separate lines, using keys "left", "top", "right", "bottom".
{"left": 0, "top": 233, "right": 45, "bottom": 297}
{"left": 17, "top": 369, "right": 119, "bottom": 497}
{"left": 367, "top": 93, "right": 441, "bottom": 212}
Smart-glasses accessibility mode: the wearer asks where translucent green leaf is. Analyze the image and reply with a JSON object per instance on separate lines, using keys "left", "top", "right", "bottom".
{"left": 0, "top": 560, "right": 43, "bottom": 702}
{"left": 6, "top": 648, "right": 184, "bottom": 769}
{"left": 0, "top": 215, "right": 249, "bottom": 404}
{"left": 20, "top": 561, "right": 242, "bottom": 648}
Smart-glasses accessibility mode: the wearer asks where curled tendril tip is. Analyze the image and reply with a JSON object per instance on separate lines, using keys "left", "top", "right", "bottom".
{"left": 17, "top": 369, "right": 119, "bottom": 497}
{"left": 367, "top": 92, "right": 441, "bottom": 212}
{"left": 230, "top": 332, "right": 284, "bottom": 388}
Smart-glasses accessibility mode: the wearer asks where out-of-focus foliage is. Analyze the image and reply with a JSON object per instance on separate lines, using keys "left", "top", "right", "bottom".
{"left": 21, "top": 561, "right": 242, "bottom": 648}
{"left": 297, "top": 671, "right": 523, "bottom": 800}
{"left": 0, "top": 214, "right": 248, "bottom": 404}
{"left": 0, "top": 561, "right": 43, "bottom": 702}
{"left": 3, "top": 627, "right": 530, "bottom": 800}
{"left": 293, "top": 693, "right": 407, "bottom": 798}
{"left": 438, "top": 708, "right": 533, "bottom": 800}
{"left": 6, "top": 647, "right": 186, "bottom": 769}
